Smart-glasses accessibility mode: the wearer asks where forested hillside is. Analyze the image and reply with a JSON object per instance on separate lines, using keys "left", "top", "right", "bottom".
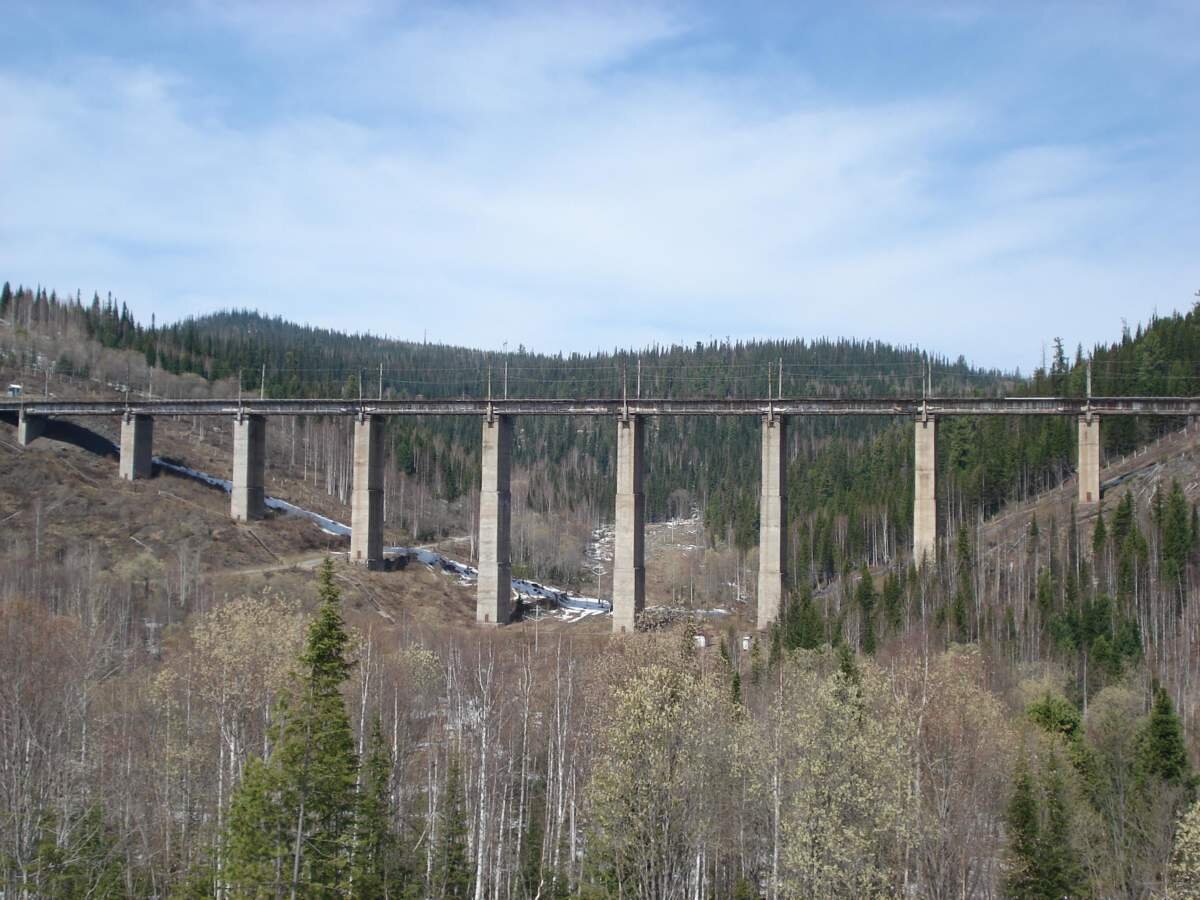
{"left": 6, "top": 280, "right": 1200, "bottom": 896}
{"left": 1, "top": 281, "right": 1195, "bottom": 585}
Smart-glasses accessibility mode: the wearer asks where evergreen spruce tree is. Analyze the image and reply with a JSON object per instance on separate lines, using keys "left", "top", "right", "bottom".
{"left": 749, "top": 639, "right": 764, "bottom": 686}
{"left": 225, "top": 754, "right": 288, "bottom": 894}
{"left": 882, "top": 569, "right": 904, "bottom": 632}
{"left": 1112, "top": 492, "right": 1135, "bottom": 549}
{"left": 351, "top": 717, "right": 397, "bottom": 897}
{"left": 432, "top": 755, "right": 472, "bottom": 899}
{"left": 1004, "top": 757, "right": 1040, "bottom": 898}
{"left": 1004, "top": 747, "right": 1085, "bottom": 899}
{"left": 225, "top": 558, "right": 359, "bottom": 898}
{"left": 518, "top": 789, "right": 547, "bottom": 898}
{"left": 1141, "top": 686, "right": 1191, "bottom": 787}
{"left": 33, "top": 805, "right": 124, "bottom": 899}
{"left": 1037, "top": 749, "right": 1085, "bottom": 899}
{"left": 1162, "top": 481, "right": 1192, "bottom": 594}
{"left": 1092, "top": 505, "right": 1107, "bottom": 559}
{"left": 32, "top": 811, "right": 68, "bottom": 896}
{"left": 835, "top": 643, "right": 862, "bottom": 709}
{"left": 784, "top": 586, "right": 824, "bottom": 651}
{"left": 282, "top": 557, "right": 359, "bottom": 895}
{"left": 953, "top": 528, "right": 973, "bottom": 642}
{"left": 856, "top": 562, "right": 877, "bottom": 655}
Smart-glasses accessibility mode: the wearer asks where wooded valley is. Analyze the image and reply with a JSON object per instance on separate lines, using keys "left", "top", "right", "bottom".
{"left": 3, "top": 282, "right": 1200, "bottom": 897}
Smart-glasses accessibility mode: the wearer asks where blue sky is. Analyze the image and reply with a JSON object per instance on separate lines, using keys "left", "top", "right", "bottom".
{"left": 1, "top": 1, "right": 1197, "bottom": 371}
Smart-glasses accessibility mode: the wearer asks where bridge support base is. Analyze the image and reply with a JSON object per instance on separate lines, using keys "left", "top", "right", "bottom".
{"left": 17, "top": 411, "right": 45, "bottom": 446}
{"left": 477, "top": 415, "right": 513, "bottom": 625}
{"left": 351, "top": 415, "right": 384, "bottom": 568}
{"left": 119, "top": 413, "right": 153, "bottom": 480}
{"left": 613, "top": 415, "right": 645, "bottom": 633}
{"left": 757, "top": 415, "right": 787, "bottom": 630}
{"left": 1078, "top": 416, "right": 1100, "bottom": 505}
{"left": 914, "top": 417, "right": 937, "bottom": 567}
{"left": 232, "top": 414, "right": 266, "bottom": 520}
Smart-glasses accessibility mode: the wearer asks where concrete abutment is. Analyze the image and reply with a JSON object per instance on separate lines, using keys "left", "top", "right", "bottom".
{"left": 17, "top": 411, "right": 45, "bottom": 446}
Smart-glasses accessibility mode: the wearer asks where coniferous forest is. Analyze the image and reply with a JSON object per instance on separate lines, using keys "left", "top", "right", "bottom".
{"left": 4, "top": 283, "right": 1200, "bottom": 896}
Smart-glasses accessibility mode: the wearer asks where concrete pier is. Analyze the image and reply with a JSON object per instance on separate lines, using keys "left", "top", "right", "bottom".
{"left": 757, "top": 415, "right": 787, "bottom": 630}
{"left": 232, "top": 414, "right": 266, "bottom": 521}
{"left": 476, "top": 415, "right": 513, "bottom": 625}
{"left": 350, "top": 414, "right": 384, "bottom": 568}
{"left": 913, "top": 417, "right": 937, "bottom": 567}
{"left": 16, "top": 411, "right": 45, "bottom": 446}
{"left": 612, "top": 415, "right": 645, "bottom": 633}
{"left": 119, "top": 414, "right": 153, "bottom": 481}
{"left": 1078, "top": 416, "right": 1100, "bottom": 505}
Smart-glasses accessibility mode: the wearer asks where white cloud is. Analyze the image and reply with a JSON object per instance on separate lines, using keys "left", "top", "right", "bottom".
{"left": 0, "top": 2, "right": 1195, "bottom": 371}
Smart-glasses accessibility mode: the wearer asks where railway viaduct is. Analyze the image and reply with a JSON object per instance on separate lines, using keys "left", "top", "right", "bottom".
{"left": 5, "top": 393, "right": 1194, "bottom": 633}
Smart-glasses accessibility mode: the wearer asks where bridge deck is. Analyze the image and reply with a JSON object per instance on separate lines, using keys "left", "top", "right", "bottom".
{"left": 2, "top": 396, "right": 1199, "bottom": 417}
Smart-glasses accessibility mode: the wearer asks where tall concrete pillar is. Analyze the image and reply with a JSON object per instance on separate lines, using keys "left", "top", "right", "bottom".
{"left": 350, "top": 414, "right": 384, "bottom": 568}
{"left": 16, "top": 411, "right": 45, "bottom": 446}
{"left": 119, "top": 413, "right": 153, "bottom": 481}
{"left": 757, "top": 415, "right": 787, "bottom": 630}
{"left": 612, "top": 415, "right": 645, "bottom": 633}
{"left": 1078, "top": 416, "right": 1101, "bottom": 505}
{"left": 913, "top": 417, "right": 937, "bottom": 567}
{"left": 231, "top": 414, "right": 267, "bottom": 521}
{"left": 476, "top": 415, "right": 513, "bottom": 625}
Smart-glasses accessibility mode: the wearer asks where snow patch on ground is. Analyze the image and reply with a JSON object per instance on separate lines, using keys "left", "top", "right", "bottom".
{"left": 154, "top": 457, "right": 612, "bottom": 620}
